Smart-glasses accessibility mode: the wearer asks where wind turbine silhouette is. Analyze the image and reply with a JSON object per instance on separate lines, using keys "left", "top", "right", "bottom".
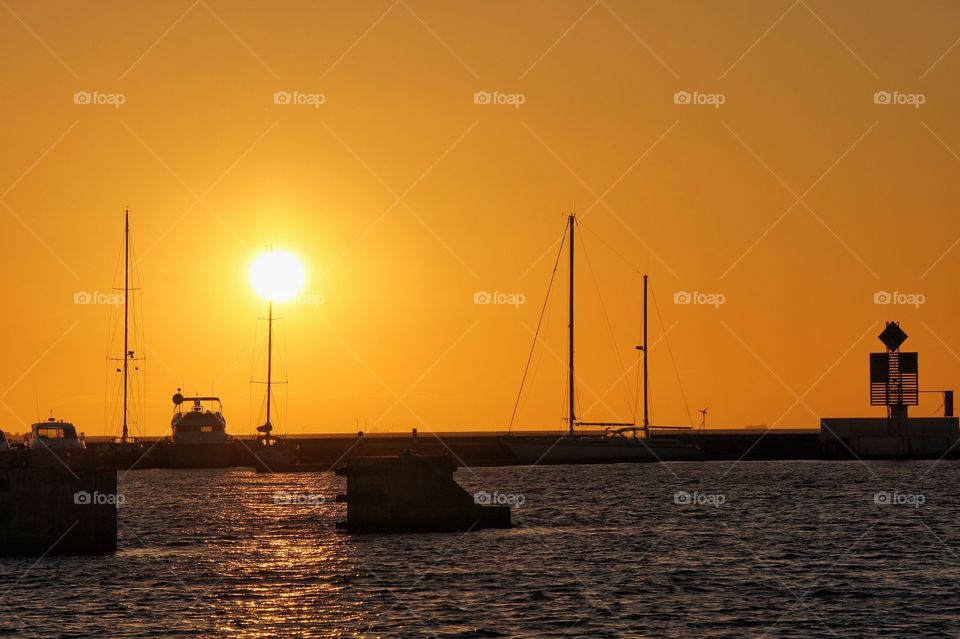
{"left": 697, "top": 407, "right": 708, "bottom": 432}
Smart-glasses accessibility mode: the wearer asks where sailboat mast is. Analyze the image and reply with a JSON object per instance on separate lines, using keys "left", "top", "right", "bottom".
{"left": 265, "top": 299, "right": 273, "bottom": 434}
{"left": 642, "top": 274, "right": 649, "bottom": 438}
{"left": 122, "top": 208, "right": 130, "bottom": 443}
{"left": 568, "top": 214, "right": 576, "bottom": 435}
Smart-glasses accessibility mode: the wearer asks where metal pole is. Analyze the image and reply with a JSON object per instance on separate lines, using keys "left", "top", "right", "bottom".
{"left": 122, "top": 209, "right": 129, "bottom": 444}
{"left": 642, "top": 274, "right": 649, "bottom": 438}
{"left": 568, "top": 214, "right": 576, "bottom": 435}
{"left": 266, "top": 299, "right": 273, "bottom": 438}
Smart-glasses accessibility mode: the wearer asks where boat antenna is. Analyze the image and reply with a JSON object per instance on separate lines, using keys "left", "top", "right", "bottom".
{"left": 567, "top": 213, "right": 576, "bottom": 435}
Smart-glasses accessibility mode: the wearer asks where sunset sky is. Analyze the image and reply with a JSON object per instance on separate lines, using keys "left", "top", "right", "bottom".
{"left": 1, "top": 1, "right": 959, "bottom": 437}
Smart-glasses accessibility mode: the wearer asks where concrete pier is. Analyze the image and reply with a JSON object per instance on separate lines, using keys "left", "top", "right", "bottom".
{"left": 821, "top": 413, "right": 959, "bottom": 459}
{"left": 336, "top": 453, "right": 511, "bottom": 533}
{"left": 0, "top": 450, "right": 118, "bottom": 556}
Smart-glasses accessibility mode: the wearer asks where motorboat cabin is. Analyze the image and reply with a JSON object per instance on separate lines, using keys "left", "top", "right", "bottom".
{"left": 171, "top": 391, "right": 228, "bottom": 444}
{"left": 25, "top": 418, "right": 85, "bottom": 449}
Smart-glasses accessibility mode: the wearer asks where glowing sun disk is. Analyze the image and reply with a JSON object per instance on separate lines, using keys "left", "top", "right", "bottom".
{"left": 250, "top": 250, "right": 305, "bottom": 302}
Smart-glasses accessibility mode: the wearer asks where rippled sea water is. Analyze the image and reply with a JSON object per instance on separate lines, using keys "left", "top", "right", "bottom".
{"left": 2, "top": 461, "right": 959, "bottom": 638}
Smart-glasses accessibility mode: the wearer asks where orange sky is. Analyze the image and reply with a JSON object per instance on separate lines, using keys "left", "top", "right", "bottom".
{"left": 1, "top": 1, "right": 959, "bottom": 437}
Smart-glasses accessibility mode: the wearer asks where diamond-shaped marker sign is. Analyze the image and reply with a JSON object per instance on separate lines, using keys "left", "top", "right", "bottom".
{"left": 878, "top": 322, "right": 908, "bottom": 351}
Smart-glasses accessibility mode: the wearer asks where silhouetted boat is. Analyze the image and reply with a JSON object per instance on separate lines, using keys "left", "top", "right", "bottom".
{"left": 171, "top": 392, "right": 228, "bottom": 443}
{"left": 167, "top": 392, "right": 233, "bottom": 467}
{"left": 250, "top": 265, "right": 297, "bottom": 473}
{"left": 101, "top": 208, "right": 147, "bottom": 468}
{"left": 506, "top": 428, "right": 698, "bottom": 463}
{"left": 505, "top": 214, "right": 702, "bottom": 464}
{"left": 25, "top": 417, "right": 85, "bottom": 450}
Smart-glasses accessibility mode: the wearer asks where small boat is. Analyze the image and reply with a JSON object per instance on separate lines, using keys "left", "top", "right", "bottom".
{"left": 25, "top": 417, "right": 86, "bottom": 450}
{"left": 171, "top": 392, "right": 229, "bottom": 444}
{"left": 504, "top": 214, "right": 703, "bottom": 464}
{"left": 166, "top": 391, "right": 233, "bottom": 468}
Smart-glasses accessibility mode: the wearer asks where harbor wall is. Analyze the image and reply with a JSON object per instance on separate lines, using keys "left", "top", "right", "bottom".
{"left": 0, "top": 453, "right": 117, "bottom": 555}
{"left": 821, "top": 416, "right": 960, "bottom": 459}
{"left": 82, "top": 430, "right": 833, "bottom": 468}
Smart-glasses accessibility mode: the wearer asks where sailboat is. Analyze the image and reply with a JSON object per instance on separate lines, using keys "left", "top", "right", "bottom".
{"left": 102, "top": 209, "right": 146, "bottom": 467}
{"left": 251, "top": 285, "right": 298, "bottom": 472}
{"left": 504, "top": 214, "right": 703, "bottom": 464}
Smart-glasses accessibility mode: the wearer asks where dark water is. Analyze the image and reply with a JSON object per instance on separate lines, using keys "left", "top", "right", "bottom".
{"left": 2, "top": 461, "right": 959, "bottom": 638}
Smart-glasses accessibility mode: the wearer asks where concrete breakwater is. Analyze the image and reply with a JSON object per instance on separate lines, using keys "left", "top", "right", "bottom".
{"left": 79, "top": 429, "right": 829, "bottom": 470}
{"left": 335, "top": 453, "right": 512, "bottom": 533}
{"left": 0, "top": 450, "right": 118, "bottom": 556}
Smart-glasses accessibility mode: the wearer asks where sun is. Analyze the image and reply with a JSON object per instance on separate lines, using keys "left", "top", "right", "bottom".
{"left": 250, "top": 249, "right": 305, "bottom": 302}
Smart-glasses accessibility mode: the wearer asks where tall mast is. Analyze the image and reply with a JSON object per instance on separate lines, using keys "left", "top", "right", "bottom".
{"left": 642, "top": 274, "right": 649, "bottom": 438}
{"left": 122, "top": 208, "right": 130, "bottom": 443}
{"left": 265, "top": 298, "right": 273, "bottom": 439}
{"left": 568, "top": 214, "right": 576, "bottom": 435}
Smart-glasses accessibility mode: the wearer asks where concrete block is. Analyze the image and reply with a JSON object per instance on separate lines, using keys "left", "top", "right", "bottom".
{"left": 336, "top": 453, "right": 511, "bottom": 533}
{"left": 0, "top": 467, "right": 118, "bottom": 556}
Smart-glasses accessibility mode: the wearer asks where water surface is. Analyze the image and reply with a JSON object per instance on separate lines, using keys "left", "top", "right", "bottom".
{"left": 2, "top": 461, "right": 958, "bottom": 638}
